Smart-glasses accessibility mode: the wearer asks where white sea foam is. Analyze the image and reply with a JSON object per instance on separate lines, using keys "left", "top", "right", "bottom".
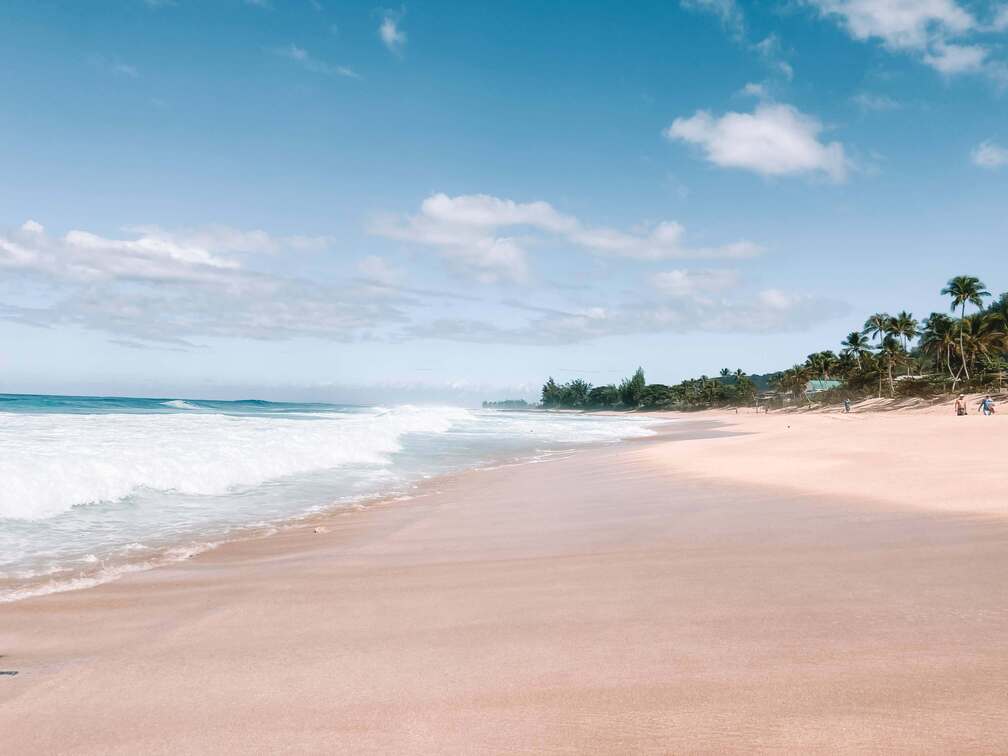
{"left": 0, "top": 405, "right": 665, "bottom": 601}
{"left": 0, "top": 405, "right": 470, "bottom": 520}
{"left": 161, "top": 399, "right": 201, "bottom": 410}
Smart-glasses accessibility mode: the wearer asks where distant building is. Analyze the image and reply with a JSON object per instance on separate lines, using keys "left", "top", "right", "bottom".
{"left": 804, "top": 379, "right": 842, "bottom": 395}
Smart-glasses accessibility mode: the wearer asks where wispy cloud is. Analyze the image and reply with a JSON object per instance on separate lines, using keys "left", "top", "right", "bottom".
{"left": 971, "top": 139, "right": 1008, "bottom": 168}
{"left": 403, "top": 288, "right": 848, "bottom": 344}
{"left": 379, "top": 11, "right": 407, "bottom": 54}
{"left": 753, "top": 34, "right": 794, "bottom": 80}
{"left": 0, "top": 221, "right": 399, "bottom": 347}
{"left": 850, "top": 91, "right": 902, "bottom": 111}
{"left": 371, "top": 193, "right": 761, "bottom": 283}
{"left": 273, "top": 44, "right": 359, "bottom": 79}
{"left": 680, "top": 0, "right": 745, "bottom": 39}
{"left": 651, "top": 268, "right": 741, "bottom": 296}
{"left": 356, "top": 255, "right": 405, "bottom": 287}
{"left": 665, "top": 102, "right": 849, "bottom": 182}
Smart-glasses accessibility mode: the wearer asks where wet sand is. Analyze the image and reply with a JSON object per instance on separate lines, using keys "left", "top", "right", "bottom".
{"left": 1, "top": 417, "right": 1007, "bottom": 753}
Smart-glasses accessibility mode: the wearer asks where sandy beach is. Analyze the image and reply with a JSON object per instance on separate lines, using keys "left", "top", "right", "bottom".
{"left": 2, "top": 411, "right": 1007, "bottom": 753}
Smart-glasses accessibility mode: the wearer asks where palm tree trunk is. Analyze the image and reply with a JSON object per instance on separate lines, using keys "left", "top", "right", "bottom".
{"left": 960, "top": 304, "right": 971, "bottom": 381}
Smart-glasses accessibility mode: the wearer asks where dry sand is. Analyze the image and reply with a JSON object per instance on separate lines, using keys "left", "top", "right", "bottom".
{"left": 1, "top": 412, "right": 1007, "bottom": 753}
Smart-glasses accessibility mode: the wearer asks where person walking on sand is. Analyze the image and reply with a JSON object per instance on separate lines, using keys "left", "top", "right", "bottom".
{"left": 978, "top": 395, "right": 995, "bottom": 416}
{"left": 843, "top": 399, "right": 851, "bottom": 414}
{"left": 955, "top": 395, "right": 968, "bottom": 416}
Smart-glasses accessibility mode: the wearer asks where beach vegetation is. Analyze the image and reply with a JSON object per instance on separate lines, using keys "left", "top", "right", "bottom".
{"left": 502, "top": 275, "right": 1008, "bottom": 413}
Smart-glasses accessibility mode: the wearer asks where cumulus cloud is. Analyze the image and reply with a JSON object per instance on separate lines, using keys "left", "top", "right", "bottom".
{"left": 810, "top": 0, "right": 973, "bottom": 49}
{"left": 971, "top": 139, "right": 1008, "bottom": 168}
{"left": 665, "top": 103, "right": 849, "bottom": 181}
{"left": 807, "top": 0, "right": 1005, "bottom": 80}
{"left": 379, "top": 12, "right": 407, "bottom": 54}
{"left": 371, "top": 193, "right": 762, "bottom": 282}
{"left": 923, "top": 41, "right": 988, "bottom": 73}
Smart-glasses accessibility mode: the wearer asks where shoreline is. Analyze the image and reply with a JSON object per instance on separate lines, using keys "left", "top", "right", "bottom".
{"left": 0, "top": 419, "right": 677, "bottom": 605}
{"left": 2, "top": 413, "right": 1007, "bottom": 751}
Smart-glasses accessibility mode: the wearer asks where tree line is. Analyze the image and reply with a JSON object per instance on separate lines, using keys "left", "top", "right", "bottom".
{"left": 772, "top": 275, "right": 1007, "bottom": 403}
{"left": 540, "top": 367, "right": 759, "bottom": 410}
{"left": 527, "top": 275, "right": 1007, "bottom": 411}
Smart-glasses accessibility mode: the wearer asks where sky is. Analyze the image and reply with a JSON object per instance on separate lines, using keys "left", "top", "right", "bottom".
{"left": 1, "top": 0, "right": 1007, "bottom": 404}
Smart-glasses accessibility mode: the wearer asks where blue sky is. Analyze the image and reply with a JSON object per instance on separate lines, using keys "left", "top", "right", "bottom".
{"left": 1, "top": 0, "right": 1007, "bottom": 403}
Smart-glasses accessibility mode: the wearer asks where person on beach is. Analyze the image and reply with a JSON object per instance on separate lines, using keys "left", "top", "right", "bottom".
{"left": 955, "top": 395, "right": 968, "bottom": 416}
{"left": 843, "top": 399, "right": 851, "bottom": 414}
{"left": 978, "top": 395, "right": 995, "bottom": 416}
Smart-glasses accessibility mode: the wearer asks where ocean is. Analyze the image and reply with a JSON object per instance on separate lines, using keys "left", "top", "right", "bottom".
{"left": 0, "top": 394, "right": 663, "bottom": 601}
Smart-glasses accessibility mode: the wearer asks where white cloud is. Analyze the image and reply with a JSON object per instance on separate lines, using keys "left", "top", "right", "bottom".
{"left": 680, "top": 0, "right": 745, "bottom": 37}
{"left": 665, "top": 103, "right": 849, "bottom": 182}
{"left": 356, "top": 255, "right": 405, "bottom": 286}
{"left": 971, "top": 139, "right": 1008, "bottom": 168}
{"left": 993, "top": 5, "right": 1008, "bottom": 31}
{"left": 740, "top": 82, "right": 768, "bottom": 98}
{"left": 0, "top": 221, "right": 403, "bottom": 346}
{"left": 379, "top": 13, "right": 407, "bottom": 54}
{"left": 850, "top": 91, "right": 902, "bottom": 111}
{"left": 372, "top": 193, "right": 762, "bottom": 282}
{"left": 753, "top": 34, "right": 794, "bottom": 80}
{"left": 652, "top": 268, "right": 741, "bottom": 296}
{"left": 923, "top": 41, "right": 988, "bottom": 73}
{"left": 0, "top": 222, "right": 332, "bottom": 284}
{"left": 405, "top": 287, "right": 847, "bottom": 344}
{"left": 810, "top": 0, "right": 974, "bottom": 49}
{"left": 807, "top": 0, "right": 1005, "bottom": 80}
{"left": 274, "top": 44, "right": 359, "bottom": 78}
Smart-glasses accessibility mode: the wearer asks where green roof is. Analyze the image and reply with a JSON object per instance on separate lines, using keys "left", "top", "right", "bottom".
{"left": 805, "top": 379, "right": 843, "bottom": 393}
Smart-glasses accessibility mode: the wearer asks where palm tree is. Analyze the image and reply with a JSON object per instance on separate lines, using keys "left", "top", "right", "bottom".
{"left": 983, "top": 294, "right": 1008, "bottom": 355}
{"left": 841, "top": 331, "right": 871, "bottom": 372}
{"left": 892, "top": 311, "right": 918, "bottom": 375}
{"left": 863, "top": 312, "right": 894, "bottom": 346}
{"left": 805, "top": 351, "right": 838, "bottom": 380}
{"left": 877, "top": 335, "right": 902, "bottom": 397}
{"left": 941, "top": 276, "right": 990, "bottom": 381}
{"left": 920, "top": 313, "right": 957, "bottom": 381}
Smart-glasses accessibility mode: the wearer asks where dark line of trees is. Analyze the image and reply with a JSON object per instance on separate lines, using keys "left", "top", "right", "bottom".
{"left": 526, "top": 275, "right": 1008, "bottom": 412}
{"left": 540, "top": 367, "right": 758, "bottom": 410}
{"left": 771, "top": 275, "right": 1008, "bottom": 403}
{"left": 481, "top": 399, "right": 531, "bottom": 409}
